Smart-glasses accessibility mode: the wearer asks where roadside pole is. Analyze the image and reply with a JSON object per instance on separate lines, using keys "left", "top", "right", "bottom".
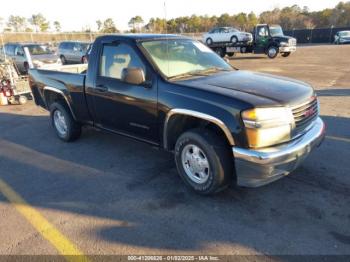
{"left": 329, "top": 25, "right": 334, "bottom": 43}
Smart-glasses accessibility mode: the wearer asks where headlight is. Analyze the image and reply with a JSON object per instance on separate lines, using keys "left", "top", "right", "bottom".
{"left": 280, "top": 41, "right": 289, "bottom": 47}
{"left": 241, "top": 107, "right": 295, "bottom": 148}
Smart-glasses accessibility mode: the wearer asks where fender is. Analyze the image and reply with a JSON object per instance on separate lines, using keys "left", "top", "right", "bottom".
{"left": 163, "top": 108, "right": 235, "bottom": 150}
{"left": 43, "top": 86, "right": 77, "bottom": 120}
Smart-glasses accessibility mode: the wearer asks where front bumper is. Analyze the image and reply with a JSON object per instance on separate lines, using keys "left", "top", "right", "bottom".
{"left": 232, "top": 117, "right": 325, "bottom": 187}
{"left": 279, "top": 45, "right": 296, "bottom": 53}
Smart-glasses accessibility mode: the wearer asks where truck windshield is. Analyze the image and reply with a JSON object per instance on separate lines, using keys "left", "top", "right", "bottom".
{"left": 141, "top": 39, "right": 232, "bottom": 79}
{"left": 24, "top": 44, "right": 53, "bottom": 55}
{"left": 269, "top": 26, "right": 284, "bottom": 37}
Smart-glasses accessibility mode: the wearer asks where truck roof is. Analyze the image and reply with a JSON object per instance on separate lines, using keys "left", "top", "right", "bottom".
{"left": 95, "top": 34, "right": 187, "bottom": 42}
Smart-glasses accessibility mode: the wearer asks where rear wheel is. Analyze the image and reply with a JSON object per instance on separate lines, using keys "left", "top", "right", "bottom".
{"left": 49, "top": 102, "right": 81, "bottom": 142}
{"left": 60, "top": 55, "right": 67, "bottom": 65}
{"left": 206, "top": 38, "right": 213, "bottom": 45}
{"left": 82, "top": 56, "right": 88, "bottom": 64}
{"left": 281, "top": 52, "right": 291, "bottom": 57}
{"left": 214, "top": 47, "right": 226, "bottom": 58}
{"left": 267, "top": 46, "right": 278, "bottom": 59}
{"left": 174, "top": 129, "right": 233, "bottom": 195}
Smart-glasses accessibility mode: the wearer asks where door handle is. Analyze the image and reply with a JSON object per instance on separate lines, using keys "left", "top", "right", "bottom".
{"left": 95, "top": 84, "right": 108, "bottom": 92}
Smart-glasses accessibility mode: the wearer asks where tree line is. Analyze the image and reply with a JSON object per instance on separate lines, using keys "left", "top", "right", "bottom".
{"left": 1, "top": 2, "right": 349, "bottom": 33}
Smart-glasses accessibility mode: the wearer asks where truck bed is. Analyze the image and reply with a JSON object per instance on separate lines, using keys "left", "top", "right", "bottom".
{"left": 29, "top": 66, "right": 91, "bottom": 124}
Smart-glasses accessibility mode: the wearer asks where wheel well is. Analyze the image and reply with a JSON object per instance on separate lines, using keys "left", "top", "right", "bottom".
{"left": 165, "top": 115, "right": 231, "bottom": 151}
{"left": 44, "top": 90, "right": 67, "bottom": 110}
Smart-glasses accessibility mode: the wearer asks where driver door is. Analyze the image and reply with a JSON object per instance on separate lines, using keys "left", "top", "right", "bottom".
{"left": 254, "top": 25, "right": 270, "bottom": 53}
{"left": 91, "top": 41, "right": 158, "bottom": 143}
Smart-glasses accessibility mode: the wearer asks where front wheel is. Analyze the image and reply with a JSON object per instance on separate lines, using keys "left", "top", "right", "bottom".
{"left": 18, "top": 95, "right": 28, "bottom": 105}
{"left": 174, "top": 129, "right": 233, "bottom": 195}
{"left": 267, "top": 46, "right": 279, "bottom": 59}
{"left": 227, "top": 52, "right": 235, "bottom": 57}
{"left": 281, "top": 52, "right": 291, "bottom": 57}
{"left": 230, "top": 36, "right": 238, "bottom": 44}
{"left": 49, "top": 102, "right": 81, "bottom": 142}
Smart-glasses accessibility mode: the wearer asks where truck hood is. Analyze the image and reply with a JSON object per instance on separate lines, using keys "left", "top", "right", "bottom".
{"left": 178, "top": 70, "right": 314, "bottom": 107}
{"left": 272, "top": 35, "right": 295, "bottom": 42}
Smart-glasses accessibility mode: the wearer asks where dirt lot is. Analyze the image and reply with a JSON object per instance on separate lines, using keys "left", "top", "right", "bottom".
{"left": 0, "top": 44, "right": 349, "bottom": 258}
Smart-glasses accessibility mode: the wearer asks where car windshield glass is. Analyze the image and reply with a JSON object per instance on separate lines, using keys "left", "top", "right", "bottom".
{"left": 229, "top": 28, "right": 238, "bottom": 32}
{"left": 24, "top": 44, "right": 53, "bottom": 55}
{"left": 339, "top": 31, "right": 350, "bottom": 37}
{"left": 270, "top": 26, "right": 284, "bottom": 37}
{"left": 81, "top": 43, "right": 90, "bottom": 51}
{"left": 141, "top": 39, "right": 232, "bottom": 79}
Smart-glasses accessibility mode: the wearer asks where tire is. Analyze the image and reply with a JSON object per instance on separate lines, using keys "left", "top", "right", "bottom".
{"left": 230, "top": 36, "right": 238, "bottom": 44}
{"left": 214, "top": 47, "right": 226, "bottom": 58}
{"left": 174, "top": 128, "right": 233, "bottom": 195}
{"left": 23, "top": 62, "right": 29, "bottom": 74}
{"left": 206, "top": 38, "right": 213, "bottom": 45}
{"left": 18, "top": 95, "right": 27, "bottom": 105}
{"left": 281, "top": 52, "right": 291, "bottom": 57}
{"left": 82, "top": 56, "right": 88, "bottom": 64}
{"left": 49, "top": 102, "right": 81, "bottom": 142}
{"left": 227, "top": 52, "right": 235, "bottom": 57}
{"left": 60, "top": 55, "right": 67, "bottom": 65}
{"left": 267, "top": 45, "right": 279, "bottom": 59}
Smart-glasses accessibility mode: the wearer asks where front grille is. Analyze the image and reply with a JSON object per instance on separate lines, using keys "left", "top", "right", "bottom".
{"left": 291, "top": 97, "right": 318, "bottom": 135}
{"left": 289, "top": 39, "right": 297, "bottom": 46}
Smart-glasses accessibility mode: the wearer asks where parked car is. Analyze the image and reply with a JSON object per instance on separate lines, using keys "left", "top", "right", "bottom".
{"left": 29, "top": 34, "right": 325, "bottom": 195}
{"left": 202, "top": 27, "right": 253, "bottom": 45}
{"left": 82, "top": 43, "right": 92, "bottom": 64}
{"left": 334, "top": 31, "right": 350, "bottom": 44}
{"left": 4, "top": 43, "right": 60, "bottom": 74}
{"left": 58, "top": 41, "right": 91, "bottom": 64}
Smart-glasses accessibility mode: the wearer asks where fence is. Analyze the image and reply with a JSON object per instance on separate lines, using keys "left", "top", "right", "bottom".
{"left": 284, "top": 26, "right": 350, "bottom": 44}
{"left": 1, "top": 27, "right": 350, "bottom": 45}
{"left": 0, "top": 32, "right": 203, "bottom": 44}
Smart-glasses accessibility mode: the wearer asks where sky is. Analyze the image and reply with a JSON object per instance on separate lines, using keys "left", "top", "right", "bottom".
{"left": 0, "top": 0, "right": 343, "bottom": 31}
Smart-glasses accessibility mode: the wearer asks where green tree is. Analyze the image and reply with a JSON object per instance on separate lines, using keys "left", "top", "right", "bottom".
{"left": 7, "top": 15, "right": 27, "bottom": 32}
{"left": 101, "top": 18, "right": 119, "bottom": 33}
{"left": 128, "top": 16, "right": 144, "bottom": 32}
{"left": 29, "top": 13, "right": 50, "bottom": 32}
{"left": 53, "top": 21, "right": 61, "bottom": 32}
{"left": 96, "top": 20, "right": 102, "bottom": 31}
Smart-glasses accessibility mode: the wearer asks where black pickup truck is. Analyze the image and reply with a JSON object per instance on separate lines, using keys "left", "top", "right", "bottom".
{"left": 29, "top": 34, "right": 325, "bottom": 194}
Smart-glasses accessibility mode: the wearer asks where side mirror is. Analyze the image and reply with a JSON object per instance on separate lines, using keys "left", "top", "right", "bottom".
{"left": 121, "top": 67, "right": 146, "bottom": 85}
{"left": 17, "top": 51, "right": 24, "bottom": 56}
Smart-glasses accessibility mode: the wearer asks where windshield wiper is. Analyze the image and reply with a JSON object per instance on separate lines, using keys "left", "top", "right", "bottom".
{"left": 195, "top": 67, "right": 231, "bottom": 75}
{"left": 168, "top": 67, "right": 230, "bottom": 81}
{"left": 167, "top": 71, "right": 207, "bottom": 80}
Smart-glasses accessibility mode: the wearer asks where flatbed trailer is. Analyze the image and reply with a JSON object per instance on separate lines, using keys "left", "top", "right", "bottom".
{"left": 206, "top": 24, "right": 297, "bottom": 59}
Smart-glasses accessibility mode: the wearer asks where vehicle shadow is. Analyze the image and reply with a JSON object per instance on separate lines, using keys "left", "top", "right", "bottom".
{"left": 229, "top": 56, "right": 266, "bottom": 60}
{"left": 0, "top": 110, "right": 349, "bottom": 254}
{"left": 316, "top": 88, "right": 350, "bottom": 97}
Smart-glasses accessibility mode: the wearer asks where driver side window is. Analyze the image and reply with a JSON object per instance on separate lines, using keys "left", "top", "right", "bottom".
{"left": 15, "top": 46, "right": 24, "bottom": 56}
{"left": 99, "top": 43, "right": 145, "bottom": 80}
{"left": 258, "top": 27, "right": 268, "bottom": 37}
